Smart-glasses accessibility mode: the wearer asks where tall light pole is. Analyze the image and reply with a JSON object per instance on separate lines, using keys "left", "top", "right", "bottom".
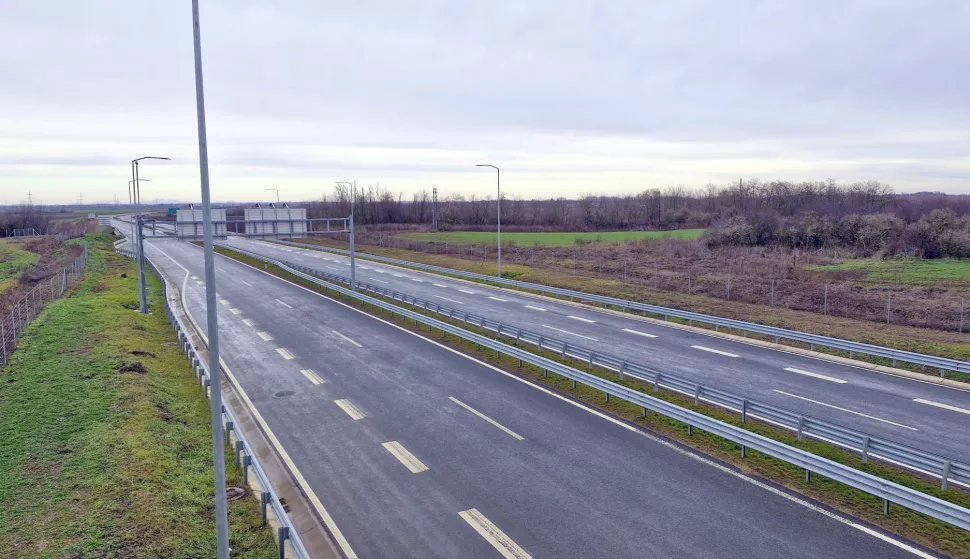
{"left": 131, "top": 156, "right": 170, "bottom": 205}
{"left": 190, "top": 1, "right": 230, "bottom": 557}
{"left": 336, "top": 181, "right": 356, "bottom": 290}
{"left": 266, "top": 188, "right": 279, "bottom": 204}
{"left": 129, "top": 179, "right": 151, "bottom": 205}
{"left": 476, "top": 164, "right": 502, "bottom": 277}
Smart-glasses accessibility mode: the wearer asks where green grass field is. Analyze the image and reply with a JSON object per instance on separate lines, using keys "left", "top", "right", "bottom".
{"left": 399, "top": 229, "right": 705, "bottom": 246}
{"left": 0, "top": 239, "right": 39, "bottom": 295}
{"left": 0, "top": 235, "right": 275, "bottom": 557}
{"left": 805, "top": 258, "right": 970, "bottom": 286}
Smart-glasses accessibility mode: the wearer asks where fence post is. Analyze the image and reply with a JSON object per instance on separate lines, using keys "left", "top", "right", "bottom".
{"left": 823, "top": 284, "right": 828, "bottom": 315}
{"left": 687, "top": 269, "right": 692, "bottom": 293}
{"left": 771, "top": 279, "right": 775, "bottom": 306}
{"left": 960, "top": 299, "right": 965, "bottom": 334}
{"left": 1, "top": 320, "right": 5, "bottom": 365}
{"left": 726, "top": 275, "right": 731, "bottom": 300}
{"left": 886, "top": 293, "right": 892, "bottom": 324}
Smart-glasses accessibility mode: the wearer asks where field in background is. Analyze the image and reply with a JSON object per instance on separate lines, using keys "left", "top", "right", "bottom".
{"left": 0, "top": 239, "right": 39, "bottom": 295}
{"left": 805, "top": 259, "right": 970, "bottom": 287}
{"left": 399, "top": 229, "right": 705, "bottom": 245}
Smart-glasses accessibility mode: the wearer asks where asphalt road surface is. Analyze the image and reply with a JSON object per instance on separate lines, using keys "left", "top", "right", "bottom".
{"left": 137, "top": 233, "right": 931, "bottom": 559}
{"left": 218, "top": 236, "right": 970, "bottom": 464}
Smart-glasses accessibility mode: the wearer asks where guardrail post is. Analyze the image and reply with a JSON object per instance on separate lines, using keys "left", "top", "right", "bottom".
{"left": 618, "top": 362, "right": 626, "bottom": 381}
{"left": 741, "top": 400, "right": 748, "bottom": 423}
{"left": 687, "top": 424, "right": 693, "bottom": 436}
{"left": 587, "top": 351, "right": 594, "bottom": 368}
{"left": 537, "top": 336, "right": 543, "bottom": 350}
{"left": 942, "top": 461, "right": 951, "bottom": 491}
{"left": 235, "top": 440, "right": 244, "bottom": 466}
{"left": 741, "top": 445, "right": 746, "bottom": 458}
{"left": 693, "top": 385, "right": 700, "bottom": 406}
{"left": 261, "top": 492, "right": 270, "bottom": 525}
{"left": 805, "top": 469, "right": 811, "bottom": 482}
{"left": 225, "top": 421, "right": 233, "bottom": 447}
{"left": 515, "top": 329, "right": 521, "bottom": 346}
{"left": 242, "top": 455, "right": 251, "bottom": 485}
{"left": 277, "top": 526, "right": 290, "bottom": 558}
{"left": 653, "top": 374, "right": 660, "bottom": 392}
{"left": 861, "top": 436, "right": 870, "bottom": 464}
{"left": 797, "top": 416, "right": 805, "bottom": 442}
{"left": 884, "top": 499, "right": 890, "bottom": 515}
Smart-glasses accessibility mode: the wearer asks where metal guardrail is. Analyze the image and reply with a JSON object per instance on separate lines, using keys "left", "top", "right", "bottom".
{"left": 273, "top": 239, "right": 970, "bottom": 376}
{"left": 254, "top": 255, "right": 970, "bottom": 491}
{"left": 220, "top": 244, "right": 970, "bottom": 532}
{"left": 115, "top": 242, "right": 310, "bottom": 559}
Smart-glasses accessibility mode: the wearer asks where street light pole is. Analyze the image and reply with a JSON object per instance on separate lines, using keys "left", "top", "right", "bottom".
{"left": 190, "top": 1, "right": 230, "bottom": 557}
{"left": 129, "top": 179, "right": 151, "bottom": 206}
{"left": 131, "top": 156, "right": 171, "bottom": 205}
{"left": 266, "top": 188, "right": 279, "bottom": 204}
{"left": 476, "top": 164, "right": 502, "bottom": 277}
{"left": 336, "top": 181, "right": 356, "bottom": 290}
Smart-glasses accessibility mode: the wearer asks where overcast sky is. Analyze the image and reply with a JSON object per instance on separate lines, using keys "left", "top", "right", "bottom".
{"left": 2, "top": 0, "right": 969, "bottom": 205}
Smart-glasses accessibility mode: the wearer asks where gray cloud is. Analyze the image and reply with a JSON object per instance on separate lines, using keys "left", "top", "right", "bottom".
{"left": 2, "top": 0, "right": 969, "bottom": 204}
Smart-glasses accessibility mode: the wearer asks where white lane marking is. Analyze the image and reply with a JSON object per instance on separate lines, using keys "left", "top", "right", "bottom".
{"left": 382, "top": 441, "right": 428, "bottom": 473}
{"left": 333, "top": 330, "right": 363, "bottom": 348}
{"left": 375, "top": 269, "right": 386, "bottom": 273}
{"left": 218, "top": 267, "right": 228, "bottom": 273}
{"left": 241, "top": 280, "right": 253, "bottom": 287}
{"left": 190, "top": 276, "right": 199, "bottom": 280}
{"left": 621, "top": 328, "right": 657, "bottom": 338}
{"left": 410, "top": 278, "right": 423, "bottom": 282}
{"left": 912, "top": 398, "right": 970, "bottom": 416}
{"left": 450, "top": 397, "right": 524, "bottom": 440}
{"left": 275, "top": 299, "right": 293, "bottom": 309}
{"left": 219, "top": 299, "right": 230, "bottom": 306}
{"left": 275, "top": 348, "right": 296, "bottom": 360}
{"left": 773, "top": 390, "right": 918, "bottom": 430}
{"left": 151, "top": 246, "right": 359, "bottom": 558}
{"left": 458, "top": 509, "right": 531, "bottom": 559}
{"left": 210, "top": 251, "right": 929, "bottom": 559}
{"left": 241, "top": 318, "right": 255, "bottom": 327}
{"left": 567, "top": 315, "right": 596, "bottom": 323}
{"left": 541, "top": 324, "right": 598, "bottom": 342}
{"left": 368, "top": 278, "right": 388, "bottom": 283}
{"left": 301, "top": 369, "right": 325, "bottom": 385}
{"left": 435, "top": 295, "right": 464, "bottom": 305}
{"left": 488, "top": 296, "right": 508, "bottom": 302}
{"left": 525, "top": 305, "right": 547, "bottom": 312}
{"left": 334, "top": 399, "right": 366, "bottom": 420}
{"left": 433, "top": 283, "right": 448, "bottom": 288}
{"left": 459, "top": 289, "right": 476, "bottom": 294}
{"left": 229, "top": 308, "right": 242, "bottom": 315}
{"left": 691, "top": 345, "right": 739, "bottom": 358}
{"left": 196, "top": 281, "right": 204, "bottom": 286}
{"left": 392, "top": 273, "right": 404, "bottom": 277}
{"left": 257, "top": 331, "right": 274, "bottom": 342}
{"left": 784, "top": 367, "right": 847, "bottom": 384}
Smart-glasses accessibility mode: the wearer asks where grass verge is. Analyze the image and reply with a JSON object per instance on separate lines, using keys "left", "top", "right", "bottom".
{"left": 398, "top": 228, "right": 706, "bottom": 245}
{"left": 0, "top": 235, "right": 276, "bottom": 558}
{"left": 289, "top": 237, "right": 970, "bottom": 380}
{"left": 215, "top": 244, "right": 970, "bottom": 559}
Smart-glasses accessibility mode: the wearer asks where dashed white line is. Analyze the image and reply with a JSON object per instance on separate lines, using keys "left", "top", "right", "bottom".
{"left": 241, "top": 280, "right": 253, "bottom": 287}
{"left": 409, "top": 278, "right": 423, "bottom": 282}
{"left": 392, "top": 273, "right": 404, "bottom": 277}
{"left": 450, "top": 397, "right": 524, "bottom": 440}
{"left": 542, "top": 324, "right": 598, "bottom": 342}
{"left": 334, "top": 399, "right": 366, "bottom": 420}
{"left": 458, "top": 509, "right": 531, "bottom": 559}
{"left": 382, "top": 441, "right": 428, "bottom": 473}
{"left": 459, "top": 289, "right": 476, "bottom": 294}
{"left": 433, "top": 283, "right": 448, "bottom": 288}
{"left": 275, "top": 299, "right": 293, "bottom": 309}
{"left": 435, "top": 295, "right": 464, "bottom": 305}
{"left": 333, "top": 330, "right": 363, "bottom": 348}
{"left": 190, "top": 276, "right": 199, "bottom": 280}
{"left": 257, "top": 331, "right": 274, "bottom": 341}
{"left": 784, "top": 367, "right": 847, "bottom": 384}
{"left": 301, "top": 369, "right": 325, "bottom": 385}
{"left": 773, "top": 390, "right": 918, "bottom": 430}
{"left": 241, "top": 318, "right": 255, "bottom": 327}
{"left": 218, "top": 267, "right": 228, "bottom": 273}
{"left": 691, "top": 345, "right": 739, "bottom": 358}
{"left": 621, "top": 328, "right": 658, "bottom": 338}
{"left": 567, "top": 315, "right": 596, "bottom": 323}
{"left": 218, "top": 299, "right": 229, "bottom": 306}
{"left": 912, "top": 399, "right": 970, "bottom": 415}
{"left": 229, "top": 308, "right": 242, "bottom": 315}
{"left": 368, "top": 278, "right": 388, "bottom": 283}
{"left": 275, "top": 348, "right": 296, "bottom": 360}
{"left": 488, "top": 296, "right": 508, "bottom": 302}
{"left": 525, "top": 305, "right": 547, "bottom": 312}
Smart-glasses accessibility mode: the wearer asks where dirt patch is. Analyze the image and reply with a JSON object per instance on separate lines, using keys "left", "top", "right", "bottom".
{"left": 117, "top": 362, "right": 148, "bottom": 375}
{"left": 226, "top": 487, "right": 247, "bottom": 502}
{"left": 129, "top": 350, "right": 156, "bottom": 358}
{"left": 90, "top": 282, "right": 108, "bottom": 293}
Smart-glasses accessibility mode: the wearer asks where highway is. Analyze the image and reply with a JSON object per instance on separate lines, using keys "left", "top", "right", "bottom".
{"left": 215, "top": 236, "right": 970, "bottom": 464}
{"left": 136, "top": 232, "right": 930, "bottom": 558}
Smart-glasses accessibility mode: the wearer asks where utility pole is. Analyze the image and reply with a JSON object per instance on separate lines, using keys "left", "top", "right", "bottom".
{"left": 136, "top": 215, "right": 147, "bottom": 314}
{"left": 432, "top": 188, "right": 439, "bottom": 232}
{"left": 190, "top": 1, "right": 230, "bottom": 556}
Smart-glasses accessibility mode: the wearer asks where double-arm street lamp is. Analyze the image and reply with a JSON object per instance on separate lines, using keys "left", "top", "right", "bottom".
{"left": 475, "top": 164, "right": 502, "bottom": 277}
{"left": 130, "top": 156, "right": 171, "bottom": 205}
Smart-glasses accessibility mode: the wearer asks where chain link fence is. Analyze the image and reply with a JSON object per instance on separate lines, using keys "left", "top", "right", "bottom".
{"left": 0, "top": 242, "right": 89, "bottom": 366}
